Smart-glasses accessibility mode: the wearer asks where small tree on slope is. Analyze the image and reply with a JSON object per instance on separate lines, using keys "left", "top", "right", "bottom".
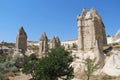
{"left": 84, "top": 58, "right": 97, "bottom": 80}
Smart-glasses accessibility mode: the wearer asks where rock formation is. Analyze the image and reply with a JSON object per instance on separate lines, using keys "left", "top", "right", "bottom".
{"left": 113, "top": 29, "right": 120, "bottom": 42}
{"left": 55, "top": 36, "right": 61, "bottom": 47}
{"left": 76, "top": 8, "right": 107, "bottom": 67}
{"left": 77, "top": 8, "right": 107, "bottom": 53}
{"left": 102, "top": 50, "right": 120, "bottom": 76}
{"left": 71, "top": 8, "right": 108, "bottom": 78}
{"left": 107, "top": 29, "right": 120, "bottom": 44}
{"left": 38, "top": 32, "right": 48, "bottom": 57}
{"left": 16, "top": 27, "right": 27, "bottom": 53}
{"left": 49, "top": 36, "right": 61, "bottom": 49}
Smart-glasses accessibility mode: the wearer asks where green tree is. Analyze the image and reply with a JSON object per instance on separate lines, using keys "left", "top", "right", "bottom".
{"left": 84, "top": 58, "right": 97, "bottom": 80}
{"left": 22, "top": 47, "right": 73, "bottom": 80}
{"left": 22, "top": 54, "right": 38, "bottom": 79}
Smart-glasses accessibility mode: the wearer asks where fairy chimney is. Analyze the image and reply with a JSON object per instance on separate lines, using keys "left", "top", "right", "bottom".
{"left": 49, "top": 36, "right": 61, "bottom": 49}
{"left": 77, "top": 8, "right": 107, "bottom": 53}
{"left": 39, "top": 32, "right": 48, "bottom": 57}
{"left": 16, "top": 27, "right": 27, "bottom": 53}
{"left": 76, "top": 8, "right": 107, "bottom": 68}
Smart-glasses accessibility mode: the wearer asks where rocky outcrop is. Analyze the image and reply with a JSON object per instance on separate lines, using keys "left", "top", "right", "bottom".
{"left": 77, "top": 8, "right": 107, "bottom": 53}
{"left": 16, "top": 27, "right": 27, "bottom": 54}
{"left": 38, "top": 32, "right": 61, "bottom": 57}
{"left": 114, "top": 29, "right": 120, "bottom": 40}
{"left": 113, "top": 29, "right": 120, "bottom": 43}
{"left": 38, "top": 32, "right": 48, "bottom": 57}
{"left": 55, "top": 36, "right": 61, "bottom": 47}
{"left": 77, "top": 8, "right": 107, "bottom": 65}
{"left": 49, "top": 36, "right": 61, "bottom": 49}
{"left": 71, "top": 8, "right": 107, "bottom": 78}
{"left": 107, "top": 29, "right": 120, "bottom": 44}
{"left": 102, "top": 50, "right": 120, "bottom": 76}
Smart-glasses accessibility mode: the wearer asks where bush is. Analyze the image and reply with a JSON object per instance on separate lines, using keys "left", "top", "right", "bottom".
{"left": 22, "top": 47, "right": 74, "bottom": 80}
{"left": 102, "top": 76, "right": 112, "bottom": 80}
{"left": 0, "top": 53, "right": 20, "bottom": 79}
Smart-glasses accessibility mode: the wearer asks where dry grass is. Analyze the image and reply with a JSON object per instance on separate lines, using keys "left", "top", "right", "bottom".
{"left": 92, "top": 74, "right": 120, "bottom": 80}
{"left": 75, "top": 73, "right": 120, "bottom": 80}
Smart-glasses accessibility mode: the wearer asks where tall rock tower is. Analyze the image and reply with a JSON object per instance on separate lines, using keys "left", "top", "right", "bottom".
{"left": 39, "top": 32, "right": 48, "bottom": 57}
{"left": 76, "top": 8, "right": 107, "bottom": 68}
{"left": 16, "top": 27, "right": 27, "bottom": 53}
{"left": 77, "top": 8, "right": 107, "bottom": 53}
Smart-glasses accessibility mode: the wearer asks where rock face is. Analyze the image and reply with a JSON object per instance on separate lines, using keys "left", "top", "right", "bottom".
{"left": 113, "top": 29, "right": 120, "bottom": 43}
{"left": 38, "top": 32, "right": 61, "bottom": 57}
{"left": 102, "top": 50, "right": 120, "bottom": 76}
{"left": 77, "top": 8, "right": 107, "bottom": 53}
{"left": 55, "top": 36, "right": 61, "bottom": 47}
{"left": 38, "top": 32, "right": 48, "bottom": 57}
{"left": 16, "top": 27, "right": 27, "bottom": 53}
{"left": 71, "top": 8, "right": 107, "bottom": 78}
{"left": 107, "top": 29, "right": 120, "bottom": 44}
{"left": 114, "top": 29, "right": 120, "bottom": 40}
{"left": 49, "top": 36, "right": 61, "bottom": 49}
{"left": 77, "top": 8, "right": 107, "bottom": 66}
{"left": 61, "top": 38, "right": 78, "bottom": 50}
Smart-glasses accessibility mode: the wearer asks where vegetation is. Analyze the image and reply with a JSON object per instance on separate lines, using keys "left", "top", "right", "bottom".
{"left": 102, "top": 76, "right": 112, "bottom": 80}
{"left": 22, "top": 54, "right": 38, "bottom": 79}
{"left": 0, "top": 53, "right": 20, "bottom": 80}
{"left": 84, "top": 58, "right": 97, "bottom": 80}
{"left": 22, "top": 47, "right": 74, "bottom": 80}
